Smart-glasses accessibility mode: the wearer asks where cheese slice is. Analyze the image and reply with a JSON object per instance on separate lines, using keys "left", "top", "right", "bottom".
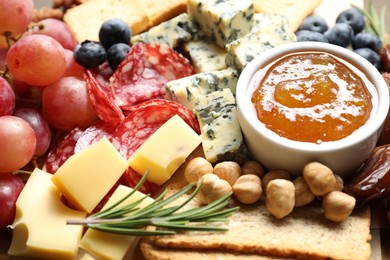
{"left": 79, "top": 185, "right": 155, "bottom": 260}
{"left": 128, "top": 115, "right": 201, "bottom": 185}
{"left": 8, "top": 168, "right": 86, "bottom": 259}
{"left": 51, "top": 137, "right": 129, "bottom": 213}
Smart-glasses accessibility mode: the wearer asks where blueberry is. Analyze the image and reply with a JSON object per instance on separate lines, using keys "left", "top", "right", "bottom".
{"left": 298, "top": 15, "right": 329, "bottom": 33}
{"left": 336, "top": 8, "right": 365, "bottom": 34}
{"left": 74, "top": 40, "right": 106, "bottom": 68}
{"left": 352, "top": 32, "right": 382, "bottom": 53}
{"left": 324, "top": 23, "right": 354, "bottom": 47}
{"left": 296, "top": 30, "right": 329, "bottom": 43}
{"left": 99, "top": 19, "right": 131, "bottom": 50}
{"left": 107, "top": 43, "right": 131, "bottom": 71}
{"left": 354, "top": 48, "right": 380, "bottom": 70}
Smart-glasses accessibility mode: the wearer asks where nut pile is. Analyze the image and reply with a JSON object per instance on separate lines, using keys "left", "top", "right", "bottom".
{"left": 184, "top": 158, "right": 356, "bottom": 222}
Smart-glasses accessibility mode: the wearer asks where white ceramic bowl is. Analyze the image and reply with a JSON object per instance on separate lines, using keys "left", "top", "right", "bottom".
{"left": 236, "top": 42, "right": 389, "bottom": 179}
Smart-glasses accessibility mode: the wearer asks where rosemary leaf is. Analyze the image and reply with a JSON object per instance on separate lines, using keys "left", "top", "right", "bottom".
{"left": 67, "top": 171, "right": 239, "bottom": 236}
{"left": 353, "top": 2, "right": 387, "bottom": 41}
{"left": 90, "top": 225, "right": 177, "bottom": 236}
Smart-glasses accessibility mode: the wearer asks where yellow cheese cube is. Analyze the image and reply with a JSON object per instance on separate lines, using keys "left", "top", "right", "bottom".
{"left": 8, "top": 168, "right": 86, "bottom": 259}
{"left": 79, "top": 185, "right": 154, "bottom": 260}
{"left": 128, "top": 114, "right": 201, "bottom": 185}
{"left": 51, "top": 137, "right": 129, "bottom": 213}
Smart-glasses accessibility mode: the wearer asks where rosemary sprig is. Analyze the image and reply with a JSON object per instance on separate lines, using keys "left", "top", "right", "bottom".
{"left": 353, "top": 1, "right": 387, "bottom": 42}
{"left": 67, "top": 171, "right": 239, "bottom": 236}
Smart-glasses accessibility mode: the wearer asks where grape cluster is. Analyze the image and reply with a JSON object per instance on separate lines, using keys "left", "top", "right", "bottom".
{"left": 74, "top": 18, "right": 132, "bottom": 71}
{"left": 296, "top": 8, "right": 382, "bottom": 69}
{"left": 0, "top": 0, "right": 104, "bottom": 229}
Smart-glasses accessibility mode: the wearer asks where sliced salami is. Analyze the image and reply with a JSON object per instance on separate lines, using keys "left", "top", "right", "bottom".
{"left": 110, "top": 42, "right": 195, "bottom": 108}
{"left": 111, "top": 98, "right": 200, "bottom": 195}
{"left": 122, "top": 99, "right": 200, "bottom": 133}
{"left": 45, "top": 127, "right": 84, "bottom": 173}
{"left": 74, "top": 120, "right": 117, "bottom": 154}
{"left": 84, "top": 69, "right": 124, "bottom": 123}
{"left": 121, "top": 168, "right": 159, "bottom": 196}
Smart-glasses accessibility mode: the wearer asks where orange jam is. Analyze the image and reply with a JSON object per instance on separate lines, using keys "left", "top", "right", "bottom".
{"left": 251, "top": 52, "right": 373, "bottom": 143}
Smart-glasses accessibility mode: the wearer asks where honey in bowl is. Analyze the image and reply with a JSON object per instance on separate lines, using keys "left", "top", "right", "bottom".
{"left": 251, "top": 52, "right": 373, "bottom": 144}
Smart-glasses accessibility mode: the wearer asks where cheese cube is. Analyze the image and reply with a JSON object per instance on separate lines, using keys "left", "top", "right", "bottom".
{"left": 183, "top": 39, "right": 227, "bottom": 73}
{"left": 8, "top": 168, "right": 86, "bottom": 259}
{"left": 226, "top": 14, "right": 296, "bottom": 71}
{"left": 128, "top": 115, "right": 201, "bottom": 185}
{"left": 187, "top": 0, "right": 254, "bottom": 48}
{"left": 165, "top": 68, "right": 239, "bottom": 111}
{"left": 195, "top": 89, "right": 248, "bottom": 164}
{"left": 79, "top": 185, "right": 154, "bottom": 260}
{"left": 51, "top": 137, "right": 129, "bottom": 213}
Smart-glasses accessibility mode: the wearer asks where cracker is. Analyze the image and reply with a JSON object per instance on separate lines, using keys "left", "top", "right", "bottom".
{"left": 143, "top": 182, "right": 371, "bottom": 260}
{"left": 63, "top": 0, "right": 187, "bottom": 42}
{"left": 253, "top": 0, "right": 322, "bottom": 31}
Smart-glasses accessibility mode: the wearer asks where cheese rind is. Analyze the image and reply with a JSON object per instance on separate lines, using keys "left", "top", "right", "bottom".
{"left": 194, "top": 89, "right": 248, "bottom": 164}
{"left": 128, "top": 115, "right": 201, "bottom": 185}
{"left": 79, "top": 185, "right": 154, "bottom": 260}
{"left": 165, "top": 68, "right": 239, "bottom": 111}
{"left": 226, "top": 14, "right": 296, "bottom": 70}
{"left": 8, "top": 168, "right": 86, "bottom": 259}
{"left": 187, "top": 0, "right": 254, "bottom": 48}
{"left": 183, "top": 39, "right": 227, "bottom": 73}
{"left": 51, "top": 137, "right": 129, "bottom": 213}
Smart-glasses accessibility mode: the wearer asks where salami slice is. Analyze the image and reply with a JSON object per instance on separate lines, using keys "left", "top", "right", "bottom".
{"left": 121, "top": 168, "right": 159, "bottom": 195}
{"left": 122, "top": 99, "right": 200, "bottom": 133}
{"left": 74, "top": 119, "right": 117, "bottom": 154}
{"left": 45, "top": 127, "right": 84, "bottom": 173}
{"left": 84, "top": 69, "right": 124, "bottom": 123}
{"left": 111, "top": 98, "right": 200, "bottom": 195}
{"left": 110, "top": 42, "right": 195, "bottom": 108}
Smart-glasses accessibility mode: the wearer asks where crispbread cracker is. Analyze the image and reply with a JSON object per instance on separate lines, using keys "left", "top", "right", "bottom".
{"left": 142, "top": 182, "right": 371, "bottom": 260}
{"left": 253, "top": 0, "right": 322, "bottom": 31}
{"left": 135, "top": 0, "right": 187, "bottom": 28}
{"left": 140, "top": 238, "right": 282, "bottom": 260}
{"left": 63, "top": 0, "right": 187, "bottom": 42}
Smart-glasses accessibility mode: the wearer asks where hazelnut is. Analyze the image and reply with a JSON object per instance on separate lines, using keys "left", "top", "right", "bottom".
{"left": 293, "top": 176, "right": 315, "bottom": 207}
{"left": 303, "top": 162, "right": 336, "bottom": 196}
{"left": 266, "top": 179, "right": 295, "bottom": 218}
{"left": 196, "top": 173, "right": 232, "bottom": 204}
{"left": 334, "top": 175, "right": 344, "bottom": 192}
{"left": 241, "top": 160, "right": 265, "bottom": 178}
{"left": 232, "top": 174, "right": 262, "bottom": 204}
{"left": 213, "top": 161, "right": 242, "bottom": 186}
{"left": 184, "top": 157, "right": 213, "bottom": 184}
{"left": 322, "top": 191, "right": 356, "bottom": 222}
{"left": 262, "top": 169, "right": 292, "bottom": 191}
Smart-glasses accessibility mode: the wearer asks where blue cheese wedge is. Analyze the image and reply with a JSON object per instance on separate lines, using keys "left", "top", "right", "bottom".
{"left": 164, "top": 68, "right": 239, "bottom": 111}
{"left": 130, "top": 13, "right": 199, "bottom": 48}
{"left": 183, "top": 39, "right": 227, "bottom": 73}
{"left": 226, "top": 14, "right": 297, "bottom": 71}
{"left": 194, "top": 88, "right": 247, "bottom": 164}
{"left": 187, "top": 0, "right": 254, "bottom": 48}
{"left": 252, "top": 13, "right": 290, "bottom": 33}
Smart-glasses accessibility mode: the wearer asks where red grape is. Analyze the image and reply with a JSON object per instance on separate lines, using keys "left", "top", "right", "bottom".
{"left": 0, "top": 0, "right": 33, "bottom": 37}
{"left": 0, "top": 172, "right": 24, "bottom": 229}
{"left": 6, "top": 34, "right": 67, "bottom": 87}
{"left": 0, "top": 116, "right": 36, "bottom": 172}
{"left": 63, "top": 49, "right": 84, "bottom": 78}
{"left": 22, "top": 18, "right": 78, "bottom": 51}
{"left": 14, "top": 108, "right": 52, "bottom": 157}
{"left": 42, "top": 76, "right": 98, "bottom": 130}
{"left": 0, "top": 77, "right": 15, "bottom": 116}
